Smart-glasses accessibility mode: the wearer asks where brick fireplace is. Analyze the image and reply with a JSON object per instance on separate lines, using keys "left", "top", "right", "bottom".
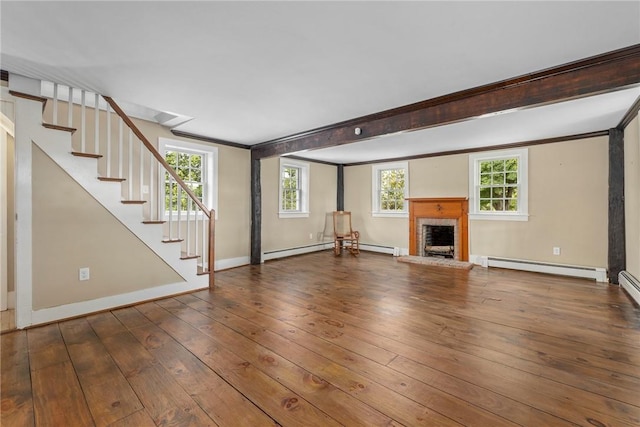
{"left": 407, "top": 198, "right": 468, "bottom": 261}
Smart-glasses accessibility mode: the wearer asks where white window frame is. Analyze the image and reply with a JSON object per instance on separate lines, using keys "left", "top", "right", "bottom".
{"left": 158, "top": 137, "right": 218, "bottom": 220}
{"left": 469, "top": 148, "right": 528, "bottom": 221}
{"left": 372, "top": 161, "right": 409, "bottom": 218}
{"left": 279, "top": 157, "right": 309, "bottom": 218}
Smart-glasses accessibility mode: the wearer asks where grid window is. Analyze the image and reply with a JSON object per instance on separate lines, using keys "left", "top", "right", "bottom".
{"left": 478, "top": 158, "right": 519, "bottom": 212}
{"left": 159, "top": 138, "right": 217, "bottom": 219}
{"left": 469, "top": 149, "right": 528, "bottom": 221}
{"left": 372, "top": 162, "right": 408, "bottom": 217}
{"left": 281, "top": 166, "right": 301, "bottom": 211}
{"left": 279, "top": 158, "right": 309, "bottom": 218}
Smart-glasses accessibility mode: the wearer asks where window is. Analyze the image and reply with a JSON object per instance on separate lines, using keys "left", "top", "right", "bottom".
{"left": 372, "top": 161, "right": 409, "bottom": 217}
{"left": 159, "top": 138, "right": 218, "bottom": 219}
{"left": 279, "top": 158, "right": 309, "bottom": 218}
{"left": 469, "top": 148, "right": 528, "bottom": 221}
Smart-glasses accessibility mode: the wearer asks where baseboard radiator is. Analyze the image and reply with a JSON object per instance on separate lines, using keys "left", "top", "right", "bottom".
{"left": 480, "top": 256, "right": 608, "bottom": 282}
{"left": 619, "top": 271, "right": 640, "bottom": 306}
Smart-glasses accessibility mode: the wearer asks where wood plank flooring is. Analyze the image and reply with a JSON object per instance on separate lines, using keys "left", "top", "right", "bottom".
{"left": 1, "top": 251, "right": 639, "bottom": 426}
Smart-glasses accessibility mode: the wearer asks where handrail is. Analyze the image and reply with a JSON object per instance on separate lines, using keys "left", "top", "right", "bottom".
{"left": 42, "top": 83, "right": 215, "bottom": 286}
{"left": 103, "top": 96, "right": 211, "bottom": 217}
{"left": 103, "top": 96, "right": 215, "bottom": 287}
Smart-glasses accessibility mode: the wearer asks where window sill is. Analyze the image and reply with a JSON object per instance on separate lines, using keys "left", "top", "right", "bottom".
{"left": 372, "top": 211, "right": 409, "bottom": 218}
{"left": 279, "top": 211, "right": 310, "bottom": 219}
{"left": 469, "top": 213, "right": 529, "bottom": 221}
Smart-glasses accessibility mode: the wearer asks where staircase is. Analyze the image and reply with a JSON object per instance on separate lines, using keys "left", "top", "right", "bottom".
{"left": 10, "top": 82, "right": 214, "bottom": 291}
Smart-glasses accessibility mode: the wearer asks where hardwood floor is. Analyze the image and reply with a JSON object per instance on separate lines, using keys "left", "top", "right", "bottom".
{"left": 1, "top": 251, "right": 639, "bottom": 426}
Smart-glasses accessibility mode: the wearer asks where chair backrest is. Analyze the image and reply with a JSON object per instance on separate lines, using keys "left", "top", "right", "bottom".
{"left": 333, "top": 211, "right": 353, "bottom": 238}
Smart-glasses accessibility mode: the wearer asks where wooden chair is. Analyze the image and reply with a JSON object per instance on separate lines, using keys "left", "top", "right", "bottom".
{"left": 333, "top": 211, "right": 360, "bottom": 256}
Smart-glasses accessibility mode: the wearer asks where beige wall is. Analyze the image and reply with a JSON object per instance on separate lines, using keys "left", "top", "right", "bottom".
{"left": 134, "top": 119, "right": 252, "bottom": 261}
{"left": 625, "top": 114, "right": 640, "bottom": 279}
{"left": 471, "top": 138, "right": 608, "bottom": 266}
{"left": 344, "top": 137, "right": 609, "bottom": 268}
{"left": 43, "top": 101, "right": 252, "bottom": 261}
{"left": 261, "top": 157, "right": 336, "bottom": 252}
{"left": 344, "top": 164, "right": 407, "bottom": 249}
{"left": 32, "top": 145, "right": 183, "bottom": 310}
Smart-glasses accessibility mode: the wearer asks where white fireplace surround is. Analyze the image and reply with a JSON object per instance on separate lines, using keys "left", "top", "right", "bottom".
{"left": 416, "top": 218, "right": 459, "bottom": 260}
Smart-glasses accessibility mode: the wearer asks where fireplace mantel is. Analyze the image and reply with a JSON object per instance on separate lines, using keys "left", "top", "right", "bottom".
{"left": 407, "top": 198, "right": 468, "bottom": 261}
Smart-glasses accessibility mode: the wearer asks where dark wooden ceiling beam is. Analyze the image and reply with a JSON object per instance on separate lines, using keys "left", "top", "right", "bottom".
{"left": 252, "top": 44, "right": 640, "bottom": 160}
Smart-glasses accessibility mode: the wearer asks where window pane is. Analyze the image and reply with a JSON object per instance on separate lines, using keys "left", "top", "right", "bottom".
{"left": 491, "top": 187, "right": 504, "bottom": 198}
{"left": 492, "top": 160, "right": 505, "bottom": 172}
{"left": 480, "top": 174, "right": 491, "bottom": 185}
{"left": 507, "top": 199, "right": 518, "bottom": 211}
{"left": 480, "top": 199, "right": 491, "bottom": 211}
{"left": 492, "top": 173, "right": 504, "bottom": 185}
{"left": 505, "top": 185, "right": 518, "bottom": 198}
{"left": 480, "top": 161, "right": 492, "bottom": 173}
{"left": 505, "top": 172, "right": 518, "bottom": 184}
{"left": 492, "top": 200, "right": 504, "bottom": 211}
{"left": 190, "top": 154, "right": 202, "bottom": 168}
{"left": 506, "top": 158, "right": 518, "bottom": 171}
{"left": 480, "top": 187, "right": 491, "bottom": 198}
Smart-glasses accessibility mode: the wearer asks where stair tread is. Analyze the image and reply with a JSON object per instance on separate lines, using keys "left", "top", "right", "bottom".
{"left": 162, "top": 238, "right": 184, "bottom": 243}
{"left": 180, "top": 253, "right": 200, "bottom": 260}
{"left": 121, "top": 200, "right": 147, "bottom": 204}
{"left": 142, "top": 220, "right": 166, "bottom": 224}
{"left": 197, "top": 266, "right": 211, "bottom": 275}
{"left": 98, "top": 177, "right": 126, "bottom": 182}
{"left": 9, "top": 90, "right": 48, "bottom": 110}
{"left": 43, "top": 123, "right": 77, "bottom": 134}
{"left": 71, "top": 151, "right": 103, "bottom": 159}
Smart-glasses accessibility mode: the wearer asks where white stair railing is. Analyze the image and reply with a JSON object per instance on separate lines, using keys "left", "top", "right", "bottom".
{"left": 43, "top": 82, "right": 214, "bottom": 286}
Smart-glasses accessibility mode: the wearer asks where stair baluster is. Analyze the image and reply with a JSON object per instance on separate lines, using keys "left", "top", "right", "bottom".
{"left": 40, "top": 81, "right": 214, "bottom": 287}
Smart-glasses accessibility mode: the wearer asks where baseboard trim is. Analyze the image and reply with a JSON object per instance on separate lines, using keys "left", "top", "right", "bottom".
{"left": 29, "top": 280, "right": 208, "bottom": 327}
{"left": 619, "top": 271, "right": 640, "bottom": 306}
{"left": 215, "top": 256, "right": 250, "bottom": 271}
{"left": 263, "top": 242, "right": 334, "bottom": 261}
{"left": 358, "top": 244, "right": 409, "bottom": 256}
{"left": 470, "top": 254, "right": 607, "bottom": 282}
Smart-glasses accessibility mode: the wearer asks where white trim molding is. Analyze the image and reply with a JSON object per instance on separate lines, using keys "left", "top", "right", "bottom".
{"left": 30, "top": 281, "right": 207, "bottom": 327}
{"left": 619, "top": 271, "right": 640, "bottom": 306}
{"left": 263, "top": 242, "right": 333, "bottom": 261}
{"left": 470, "top": 254, "right": 607, "bottom": 282}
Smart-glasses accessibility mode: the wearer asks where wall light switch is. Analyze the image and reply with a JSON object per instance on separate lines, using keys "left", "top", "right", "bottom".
{"left": 553, "top": 247, "right": 561, "bottom": 256}
{"left": 79, "top": 267, "right": 90, "bottom": 281}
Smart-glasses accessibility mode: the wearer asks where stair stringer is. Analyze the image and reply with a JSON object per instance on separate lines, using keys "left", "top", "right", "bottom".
{"left": 30, "top": 125, "right": 208, "bottom": 289}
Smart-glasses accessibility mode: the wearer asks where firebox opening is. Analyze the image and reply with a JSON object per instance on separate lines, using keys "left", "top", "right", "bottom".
{"left": 423, "top": 225, "right": 455, "bottom": 258}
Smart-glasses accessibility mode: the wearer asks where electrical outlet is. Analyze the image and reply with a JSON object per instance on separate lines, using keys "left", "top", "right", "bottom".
{"left": 79, "top": 267, "right": 90, "bottom": 281}
{"left": 309, "top": 233, "right": 314, "bottom": 240}
{"left": 553, "top": 247, "right": 561, "bottom": 256}
{"left": 142, "top": 185, "right": 149, "bottom": 194}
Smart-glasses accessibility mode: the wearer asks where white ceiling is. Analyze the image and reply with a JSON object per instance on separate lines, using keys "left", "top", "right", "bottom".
{"left": 2, "top": 1, "right": 639, "bottom": 164}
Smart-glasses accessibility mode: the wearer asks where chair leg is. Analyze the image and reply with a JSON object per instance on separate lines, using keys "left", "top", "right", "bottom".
{"left": 334, "top": 239, "right": 341, "bottom": 256}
